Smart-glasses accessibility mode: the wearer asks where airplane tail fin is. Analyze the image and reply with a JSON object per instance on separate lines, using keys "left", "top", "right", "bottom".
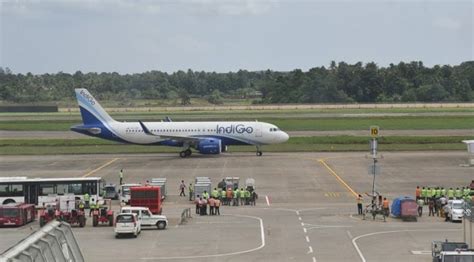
{"left": 74, "top": 88, "right": 115, "bottom": 125}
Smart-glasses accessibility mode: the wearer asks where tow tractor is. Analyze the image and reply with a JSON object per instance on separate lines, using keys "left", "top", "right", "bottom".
{"left": 61, "top": 200, "right": 86, "bottom": 227}
{"left": 92, "top": 199, "right": 114, "bottom": 227}
{"left": 39, "top": 203, "right": 60, "bottom": 227}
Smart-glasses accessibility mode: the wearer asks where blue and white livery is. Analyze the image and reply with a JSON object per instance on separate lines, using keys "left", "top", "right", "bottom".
{"left": 71, "top": 89, "right": 289, "bottom": 157}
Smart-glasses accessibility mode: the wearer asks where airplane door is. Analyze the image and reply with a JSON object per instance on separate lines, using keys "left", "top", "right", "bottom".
{"left": 255, "top": 124, "right": 262, "bottom": 137}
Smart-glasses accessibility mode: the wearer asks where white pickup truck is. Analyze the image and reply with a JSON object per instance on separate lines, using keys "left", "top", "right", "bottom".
{"left": 120, "top": 206, "right": 168, "bottom": 230}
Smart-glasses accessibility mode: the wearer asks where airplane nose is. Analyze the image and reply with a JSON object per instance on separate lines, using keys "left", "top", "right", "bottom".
{"left": 280, "top": 131, "right": 289, "bottom": 143}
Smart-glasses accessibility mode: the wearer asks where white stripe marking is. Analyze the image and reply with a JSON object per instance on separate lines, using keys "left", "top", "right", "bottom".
{"left": 265, "top": 195, "right": 270, "bottom": 206}
{"left": 306, "top": 236, "right": 310, "bottom": 243}
{"left": 298, "top": 216, "right": 302, "bottom": 221}
{"left": 312, "top": 257, "right": 317, "bottom": 262}
{"left": 141, "top": 214, "right": 265, "bottom": 260}
{"left": 303, "top": 227, "right": 307, "bottom": 233}
{"left": 307, "top": 246, "right": 313, "bottom": 254}
{"left": 411, "top": 250, "right": 431, "bottom": 255}
{"left": 301, "top": 222, "right": 304, "bottom": 226}
{"left": 351, "top": 229, "right": 461, "bottom": 262}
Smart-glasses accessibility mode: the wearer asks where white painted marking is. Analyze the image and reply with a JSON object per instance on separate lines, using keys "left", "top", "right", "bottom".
{"left": 346, "top": 230, "right": 353, "bottom": 239}
{"left": 303, "top": 228, "right": 307, "bottom": 233}
{"left": 351, "top": 229, "right": 461, "bottom": 262}
{"left": 306, "top": 236, "right": 310, "bottom": 243}
{"left": 298, "top": 216, "right": 302, "bottom": 221}
{"left": 301, "top": 222, "right": 304, "bottom": 226}
{"left": 307, "top": 246, "right": 313, "bottom": 254}
{"left": 140, "top": 214, "right": 265, "bottom": 260}
{"left": 312, "top": 257, "right": 317, "bottom": 262}
{"left": 296, "top": 210, "right": 300, "bottom": 215}
{"left": 306, "top": 225, "right": 352, "bottom": 230}
{"left": 411, "top": 250, "right": 431, "bottom": 255}
{"left": 265, "top": 195, "right": 270, "bottom": 206}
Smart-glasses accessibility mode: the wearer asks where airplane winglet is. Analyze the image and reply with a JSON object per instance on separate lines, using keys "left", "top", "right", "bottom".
{"left": 138, "top": 121, "right": 159, "bottom": 136}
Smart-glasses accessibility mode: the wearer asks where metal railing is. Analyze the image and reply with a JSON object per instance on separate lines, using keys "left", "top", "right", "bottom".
{"left": 179, "top": 208, "right": 192, "bottom": 225}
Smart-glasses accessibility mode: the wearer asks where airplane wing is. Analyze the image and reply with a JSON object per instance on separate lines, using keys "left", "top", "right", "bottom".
{"left": 138, "top": 121, "right": 201, "bottom": 144}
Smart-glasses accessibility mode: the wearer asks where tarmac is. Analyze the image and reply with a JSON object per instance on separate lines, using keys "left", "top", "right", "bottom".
{"left": 0, "top": 152, "right": 472, "bottom": 262}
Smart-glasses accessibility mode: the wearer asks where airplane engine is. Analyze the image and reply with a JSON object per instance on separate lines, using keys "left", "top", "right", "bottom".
{"left": 197, "top": 138, "right": 222, "bottom": 154}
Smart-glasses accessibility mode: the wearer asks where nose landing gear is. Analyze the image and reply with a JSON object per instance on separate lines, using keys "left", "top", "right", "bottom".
{"left": 256, "top": 146, "right": 263, "bottom": 156}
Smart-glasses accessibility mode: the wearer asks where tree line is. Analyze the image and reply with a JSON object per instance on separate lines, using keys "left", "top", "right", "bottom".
{"left": 1, "top": 61, "right": 473, "bottom": 105}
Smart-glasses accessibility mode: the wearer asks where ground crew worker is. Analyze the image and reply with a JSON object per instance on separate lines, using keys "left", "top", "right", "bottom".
{"left": 195, "top": 195, "right": 201, "bottom": 215}
{"left": 212, "top": 188, "right": 219, "bottom": 199}
{"left": 214, "top": 198, "right": 221, "bottom": 215}
{"left": 78, "top": 201, "right": 85, "bottom": 212}
{"left": 119, "top": 169, "right": 124, "bottom": 185}
{"left": 250, "top": 191, "right": 257, "bottom": 206}
{"left": 208, "top": 197, "right": 215, "bottom": 215}
{"left": 417, "top": 198, "right": 424, "bottom": 217}
{"left": 239, "top": 188, "right": 246, "bottom": 206}
{"left": 428, "top": 198, "right": 434, "bottom": 216}
{"left": 179, "top": 180, "right": 186, "bottom": 197}
{"left": 199, "top": 197, "right": 207, "bottom": 216}
{"left": 415, "top": 186, "right": 421, "bottom": 200}
{"left": 89, "top": 201, "right": 96, "bottom": 217}
{"left": 435, "top": 187, "right": 441, "bottom": 199}
{"left": 441, "top": 187, "right": 446, "bottom": 197}
{"left": 189, "top": 183, "right": 194, "bottom": 201}
{"left": 84, "top": 192, "right": 90, "bottom": 209}
{"left": 455, "top": 187, "right": 462, "bottom": 199}
{"left": 226, "top": 188, "right": 233, "bottom": 206}
{"left": 221, "top": 189, "right": 226, "bottom": 205}
{"left": 382, "top": 198, "right": 389, "bottom": 216}
{"left": 421, "top": 187, "right": 427, "bottom": 202}
{"left": 463, "top": 187, "right": 470, "bottom": 198}
{"left": 431, "top": 188, "right": 436, "bottom": 199}
{"left": 426, "top": 187, "right": 433, "bottom": 200}
{"left": 447, "top": 188, "right": 454, "bottom": 200}
{"left": 357, "top": 194, "right": 363, "bottom": 215}
{"left": 234, "top": 188, "right": 240, "bottom": 206}
{"left": 244, "top": 189, "right": 251, "bottom": 205}
{"left": 202, "top": 190, "right": 209, "bottom": 200}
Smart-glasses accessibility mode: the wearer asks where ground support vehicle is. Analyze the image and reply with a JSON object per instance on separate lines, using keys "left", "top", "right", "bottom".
{"left": 0, "top": 203, "right": 36, "bottom": 227}
{"left": 39, "top": 203, "right": 60, "bottom": 227}
{"left": 115, "top": 213, "right": 141, "bottom": 238}
{"left": 119, "top": 183, "right": 141, "bottom": 205}
{"left": 363, "top": 203, "right": 386, "bottom": 222}
{"left": 120, "top": 206, "right": 167, "bottom": 230}
{"left": 92, "top": 199, "right": 114, "bottom": 227}
{"left": 61, "top": 209, "right": 86, "bottom": 227}
{"left": 103, "top": 184, "right": 119, "bottom": 200}
{"left": 130, "top": 186, "right": 162, "bottom": 215}
{"left": 391, "top": 196, "right": 418, "bottom": 221}
{"left": 432, "top": 240, "right": 473, "bottom": 262}
{"left": 149, "top": 178, "right": 167, "bottom": 200}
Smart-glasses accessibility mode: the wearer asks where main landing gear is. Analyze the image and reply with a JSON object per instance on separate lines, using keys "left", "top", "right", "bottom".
{"left": 179, "top": 149, "right": 192, "bottom": 158}
{"left": 256, "top": 146, "right": 263, "bottom": 156}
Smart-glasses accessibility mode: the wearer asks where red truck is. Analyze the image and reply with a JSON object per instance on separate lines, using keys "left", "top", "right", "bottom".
{"left": 0, "top": 203, "right": 36, "bottom": 227}
{"left": 130, "top": 186, "right": 162, "bottom": 215}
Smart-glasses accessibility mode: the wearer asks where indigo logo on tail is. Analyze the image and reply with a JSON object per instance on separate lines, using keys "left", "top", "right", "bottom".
{"left": 80, "top": 90, "right": 96, "bottom": 105}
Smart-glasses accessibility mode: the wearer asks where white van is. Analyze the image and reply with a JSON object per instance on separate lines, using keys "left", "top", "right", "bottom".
{"left": 120, "top": 206, "right": 168, "bottom": 230}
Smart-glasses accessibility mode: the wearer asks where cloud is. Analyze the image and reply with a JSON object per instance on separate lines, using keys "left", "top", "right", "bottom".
{"left": 185, "top": 0, "right": 278, "bottom": 16}
{"left": 433, "top": 17, "right": 462, "bottom": 30}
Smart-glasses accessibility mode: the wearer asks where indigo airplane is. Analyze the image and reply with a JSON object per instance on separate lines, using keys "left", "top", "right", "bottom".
{"left": 71, "top": 89, "right": 289, "bottom": 157}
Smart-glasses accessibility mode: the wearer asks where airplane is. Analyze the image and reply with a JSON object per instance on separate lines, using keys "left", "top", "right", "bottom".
{"left": 71, "top": 88, "right": 289, "bottom": 157}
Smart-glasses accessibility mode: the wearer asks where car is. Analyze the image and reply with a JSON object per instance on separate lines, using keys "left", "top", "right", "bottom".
{"left": 120, "top": 206, "right": 168, "bottom": 230}
{"left": 445, "top": 200, "right": 465, "bottom": 222}
{"left": 119, "top": 183, "right": 141, "bottom": 204}
{"left": 114, "top": 213, "right": 141, "bottom": 238}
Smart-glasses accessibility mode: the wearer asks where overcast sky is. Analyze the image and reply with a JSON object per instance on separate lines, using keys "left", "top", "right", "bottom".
{"left": 1, "top": 0, "right": 472, "bottom": 74}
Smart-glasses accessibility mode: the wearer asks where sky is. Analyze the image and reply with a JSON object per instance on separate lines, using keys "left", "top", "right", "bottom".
{"left": 0, "top": 0, "right": 473, "bottom": 74}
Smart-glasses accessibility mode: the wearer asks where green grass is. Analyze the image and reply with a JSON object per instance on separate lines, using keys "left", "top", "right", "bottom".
{"left": 0, "top": 136, "right": 468, "bottom": 155}
{"left": 2, "top": 116, "right": 474, "bottom": 131}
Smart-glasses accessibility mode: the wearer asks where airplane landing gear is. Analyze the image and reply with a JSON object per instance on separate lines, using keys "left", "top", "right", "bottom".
{"left": 180, "top": 149, "right": 192, "bottom": 158}
{"left": 256, "top": 146, "right": 263, "bottom": 156}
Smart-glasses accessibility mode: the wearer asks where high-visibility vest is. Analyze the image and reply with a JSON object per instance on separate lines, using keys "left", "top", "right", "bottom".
{"left": 202, "top": 192, "right": 209, "bottom": 199}
{"left": 79, "top": 203, "right": 84, "bottom": 209}
{"left": 435, "top": 189, "right": 441, "bottom": 198}
{"left": 455, "top": 189, "right": 462, "bottom": 198}
{"left": 421, "top": 189, "right": 427, "bottom": 197}
{"left": 84, "top": 194, "right": 90, "bottom": 202}
{"left": 212, "top": 190, "right": 219, "bottom": 198}
{"left": 239, "top": 190, "right": 246, "bottom": 198}
{"left": 234, "top": 190, "right": 239, "bottom": 198}
{"left": 427, "top": 189, "right": 432, "bottom": 197}
{"left": 189, "top": 185, "right": 194, "bottom": 193}
{"left": 221, "top": 190, "right": 226, "bottom": 198}
{"left": 90, "top": 203, "right": 96, "bottom": 209}
{"left": 447, "top": 190, "right": 454, "bottom": 198}
{"left": 463, "top": 188, "right": 470, "bottom": 196}
{"left": 441, "top": 189, "right": 446, "bottom": 197}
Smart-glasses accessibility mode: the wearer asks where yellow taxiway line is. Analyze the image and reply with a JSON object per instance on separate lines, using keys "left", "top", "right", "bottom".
{"left": 82, "top": 158, "right": 120, "bottom": 177}
{"left": 318, "top": 159, "right": 358, "bottom": 198}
